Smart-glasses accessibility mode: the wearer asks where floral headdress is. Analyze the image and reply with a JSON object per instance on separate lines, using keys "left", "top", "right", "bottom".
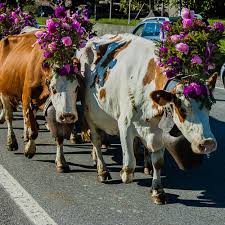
{"left": 156, "top": 8, "right": 224, "bottom": 109}
{"left": 0, "top": 3, "right": 38, "bottom": 39}
{"left": 35, "top": 6, "right": 94, "bottom": 81}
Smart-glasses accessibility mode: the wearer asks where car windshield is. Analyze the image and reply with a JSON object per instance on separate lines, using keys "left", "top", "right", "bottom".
{"left": 142, "top": 23, "right": 161, "bottom": 37}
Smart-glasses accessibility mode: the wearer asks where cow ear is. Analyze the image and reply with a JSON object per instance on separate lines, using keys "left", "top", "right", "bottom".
{"left": 206, "top": 72, "right": 217, "bottom": 90}
{"left": 150, "top": 90, "right": 175, "bottom": 106}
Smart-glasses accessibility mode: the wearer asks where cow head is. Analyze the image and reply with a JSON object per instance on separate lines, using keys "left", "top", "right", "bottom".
{"left": 46, "top": 73, "right": 79, "bottom": 124}
{"left": 151, "top": 74, "right": 217, "bottom": 154}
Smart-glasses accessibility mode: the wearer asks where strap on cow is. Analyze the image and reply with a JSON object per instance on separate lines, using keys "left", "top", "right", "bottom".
{"left": 43, "top": 97, "right": 52, "bottom": 117}
{"left": 91, "top": 41, "right": 128, "bottom": 88}
{"left": 163, "top": 78, "right": 180, "bottom": 92}
{"left": 157, "top": 78, "right": 180, "bottom": 132}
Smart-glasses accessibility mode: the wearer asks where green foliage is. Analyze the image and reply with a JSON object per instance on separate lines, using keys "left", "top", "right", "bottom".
{"left": 2, "top": 0, "right": 35, "bottom": 9}
{"left": 120, "top": 0, "right": 146, "bottom": 14}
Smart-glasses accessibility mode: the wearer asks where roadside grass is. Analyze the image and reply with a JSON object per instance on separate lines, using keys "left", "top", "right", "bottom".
{"left": 90, "top": 18, "right": 140, "bottom": 26}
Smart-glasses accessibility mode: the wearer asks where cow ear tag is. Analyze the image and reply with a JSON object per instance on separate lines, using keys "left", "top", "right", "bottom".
{"left": 158, "top": 107, "right": 174, "bottom": 132}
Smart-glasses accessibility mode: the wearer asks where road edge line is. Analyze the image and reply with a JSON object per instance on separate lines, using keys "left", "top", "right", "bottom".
{"left": 0, "top": 165, "right": 58, "bottom": 225}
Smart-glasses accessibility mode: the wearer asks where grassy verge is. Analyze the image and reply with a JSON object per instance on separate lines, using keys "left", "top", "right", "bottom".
{"left": 36, "top": 17, "right": 140, "bottom": 26}
{"left": 90, "top": 18, "right": 140, "bottom": 26}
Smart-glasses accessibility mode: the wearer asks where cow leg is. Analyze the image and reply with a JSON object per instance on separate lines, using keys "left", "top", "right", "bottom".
{"left": 70, "top": 129, "right": 77, "bottom": 144}
{"left": 150, "top": 149, "right": 166, "bottom": 205}
{"left": 91, "top": 131, "right": 112, "bottom": 182}
{"left": 23, "top": 107, "right": 38, "bottom": 159}
{"left": 0, "top": 94, "right": 18, "bottom": 151}
{"left": 119, "top": 122, "right": 136, "bottom": 184}
{"left": 23, "top": 119, "right": 29, "bottom": 142}
{"left": 91, "top": 147, "right": 97, "bottom": 167}
{"left": 55, "top": 137, "right": 70, "bottom": 173}
{"left": 144, "top": 148, "right": 153, "bottom": 175}
{"left": 0, "top": 98, "right": 5, "bottom": 124}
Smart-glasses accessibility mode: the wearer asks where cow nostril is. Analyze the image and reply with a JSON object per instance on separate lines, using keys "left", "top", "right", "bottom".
{"left": 70, "top": 115, "right": 75, "bottom": 121}
{"left": 59, "top": 114, "right": 65, "bottom": 121}
{"left": 199, "top": 139, "right": 217, "bottom": 152}
{"left": 62, "top": 113, "right": 76, "bottom": 121}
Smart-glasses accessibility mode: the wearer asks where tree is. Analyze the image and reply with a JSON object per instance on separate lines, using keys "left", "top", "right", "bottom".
{"left": 120, "top": 0, "right": 146, "bottom": 14}
{"left": 2, "top": 0, "right": 35, "bottom": 9}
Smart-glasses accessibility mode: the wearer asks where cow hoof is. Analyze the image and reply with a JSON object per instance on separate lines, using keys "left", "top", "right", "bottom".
{"left": 70, "top": 137, "right": 76, "bottom": 144}
{"left": 144, "top": 167, "right": 153, "bottom": 176}
{"left": 7, "top": 135, "right": 18, "bottom": 151}
{"left": 120, "top": 169, "right": 134, "bottom": 184}
{"left": 24, "top": 140, "right": 36, "bottom": 159}
{"left": 150, "top": 190, "right": 166, "bottom": 205}
{"left": 56, "top": 164, "right": 70, "bottom": 173}
{"left": 97, "top": 171, "right": 112, "bottom": 183}
{"left": 7, "top": 142, "right": 18, "bottom": 151}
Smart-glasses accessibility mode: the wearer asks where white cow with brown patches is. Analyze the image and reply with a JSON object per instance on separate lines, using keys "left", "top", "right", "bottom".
{"left": 80, "top": 34, "right": 217, "bottom": 204}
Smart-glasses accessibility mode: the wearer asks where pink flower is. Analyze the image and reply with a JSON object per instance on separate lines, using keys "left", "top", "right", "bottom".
{"left": 213, "top": 22, "right": 225, "bottom": 32}
{"left": 35, "top": 30, "right": 43, "bottom": 38}
{"left": 61, "top": 36, "right": 72, "bottom": 46}
{"left": 72, "top": 20, "right": 81, "bottom": 30}
{"left": 161, "top": 21, "right": 171, "bottom": 31}
{"left": 175, "top": 43, "right": 189, "bottom": 55}
{"left": 182, "top": 19, "right": 193, "bottom": 28}
{"left": 62, "top": 22, "right": 71, "bottom": 30}
{"left": 170, "top": 34, "right": 180, "bottom": 43}
{"left": 46, "top": 19, "right": 57, "bottom": 33}
{"left": 191, "top": 55, "right": 202, "bottom": 64}
{"left": 14, "top": 18, "right": 19, "bottom": 24}
{"left": 208, "top": 63, "right": 215, "bottom": 70}
{"left": 181, "top": 8, "right": 194, "bottom": 19}
{"left": 11, "top": 11, "right": 17, "bottom": 18}
{"left": 79, "top": 41, "right": 86, "bottom": 48}
{"left": 48, "top": 42, "right": 57, "bottom": 51}
{"left": 64, "top": 64, "right": 71, "bottom": 74}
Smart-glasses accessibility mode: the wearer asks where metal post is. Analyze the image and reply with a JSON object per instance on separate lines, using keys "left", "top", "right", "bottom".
{"left": 109, "top": 0, "right": 112, "bottom": 20}
{"left": 128, "top": 0, "right": 131, "bottom": 24}
{"left": 179, "top": 0, "right": 182, "bottom": 15}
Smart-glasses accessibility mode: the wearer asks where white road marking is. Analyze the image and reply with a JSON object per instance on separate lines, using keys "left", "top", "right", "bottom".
{"left": 0, "top": 165, "right": 58, "bottom": 225}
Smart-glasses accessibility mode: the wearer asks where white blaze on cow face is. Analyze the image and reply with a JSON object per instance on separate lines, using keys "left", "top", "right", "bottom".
{"left": 151, "top": 86, "right": 217, "bottom": 155}
{"left": 49, "top": 75, "right": 79, "bottom": 124}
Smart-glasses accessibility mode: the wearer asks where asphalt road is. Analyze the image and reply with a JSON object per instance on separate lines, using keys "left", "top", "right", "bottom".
{"left": 0, "top": 87, "right": 224, "bottom": 225}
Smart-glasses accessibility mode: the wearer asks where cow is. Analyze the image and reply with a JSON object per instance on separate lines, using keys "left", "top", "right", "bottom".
{"left": 0, "top": 32, "right": 79, "bottom": 172}
{"left": 79, "top": 34, "right": 217, "bottom": 204}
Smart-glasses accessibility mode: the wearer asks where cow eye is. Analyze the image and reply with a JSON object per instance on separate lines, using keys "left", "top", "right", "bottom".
{"left": 51, "top": 86, "right": 57, "bottom": 94}
{"left": 180, "top": 107, "right": 186, "bottom": 114}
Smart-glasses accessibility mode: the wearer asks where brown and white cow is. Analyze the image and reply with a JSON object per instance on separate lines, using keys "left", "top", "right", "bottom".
{"left": 0, "top": 32, "right": 79, "bottom": 172}
{"left": 79, "top": 34, "right": 217, "bottom": 204}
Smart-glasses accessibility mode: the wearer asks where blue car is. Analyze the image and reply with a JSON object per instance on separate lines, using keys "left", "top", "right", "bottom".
{"left": 220, "top": 62, "right": 225, "bottom": 87}
{"left": 131, "top": 17, "right": 170, "bottom": 41}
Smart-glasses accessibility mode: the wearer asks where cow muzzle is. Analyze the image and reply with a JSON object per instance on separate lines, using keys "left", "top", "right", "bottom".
{"left": 192, "top": 138, "right": 217, "bottom": 154}
{"left": 58, "top": 112, "right": 77, "bottom": 124}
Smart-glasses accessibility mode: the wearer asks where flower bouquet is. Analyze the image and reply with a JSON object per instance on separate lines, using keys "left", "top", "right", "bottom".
{"left": 156, "top": 8, "right": 224, "bottom": 109}
{"left": 35, "top": 6, "right": 94, "bottom": 81}
{"left": 0, "top": 3, "right": 38, "bottom": 39}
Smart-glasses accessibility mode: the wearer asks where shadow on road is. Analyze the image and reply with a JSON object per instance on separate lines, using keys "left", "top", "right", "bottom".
{"left": 154, "top": 117, "right": 225, "bottom": 208}
{"left": 10, "top": 114, "right": 225, "bottom": 208}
